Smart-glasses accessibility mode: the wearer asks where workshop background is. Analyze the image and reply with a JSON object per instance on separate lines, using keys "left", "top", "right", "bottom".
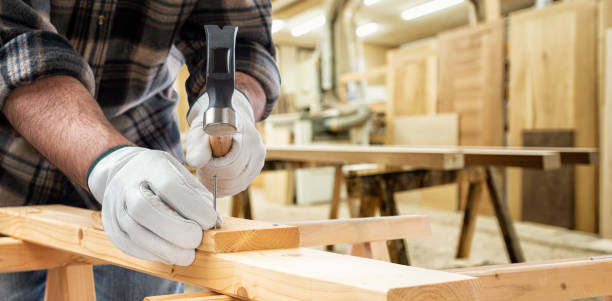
{"left": 176, "top": 0, "right": 612, "bottom": 299}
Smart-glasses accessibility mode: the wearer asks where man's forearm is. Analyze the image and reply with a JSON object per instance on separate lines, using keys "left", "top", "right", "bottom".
{"left": 3, "top": 75, "right": 133, "bottom": 189}
{"left": 236, "top": 72, "right": 266, "bottom": 122}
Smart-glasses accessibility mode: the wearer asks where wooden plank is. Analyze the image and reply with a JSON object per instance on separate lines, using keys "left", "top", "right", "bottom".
{"left": 266, "top": 145, "right": 465, "bottom": 169}
{"left": 601, "top": 28, "right": 612, "bottom": 238}
{"left": 600, "top": 4, "right": 612, "bottom": 237}
{"left": 456, "top": 146, "right": 598, "bottom": 165}
{"left": 392, "top": 114, "right": 459, "bottom": 146}
{"left": 438, "top": 20, "right": 504, "bottom": 147}
{"left": 266, "top": 145, "right": 569, "bottom": 169}
{"left": 328, "top": 165, "right": 344, "bottom": 220}
{"left": 390, "top": 113, "right": 459, "bottom": 213}
{"left": 451, "top": 256, "right": 612, "bottom": 301}
{"left": 230, "top": 190, "right": 252, "bottom": 219}
{"left": 462, "top": 148, "right": 561, "bottom": 169}
{"left": 385, "top": 39, "right": 438, "bottom": 144}
{"left": 289, "top": 215, "right": 432, "bottom": 247}
{"left": 508, "top": 0, "right": 598, "bottom": 229}
{"left": 145, "top": 292, "right": 237, "bottom": 301}
{"left": 263, "top": 170, "right": 294, "bottom": 205}
{"left": 91, "top": 210, "right": 299, "bottom": 253}
{"left": 554, "top": 147, "right": 599, "bottom": 165}
{"left": 521, "top": 130, "right": 574, "bottom": 228}
{"left": 263, "top": 128, "right": 294, "bottom": 205}
{"left": 482, "top": 0, "right": 501, "bottom": 21}
{"left": 0, "top": 205, "right": 481, "bottom": 301}
{"left": 44, "top": 264, "right": 96, "bottom": 301}
{"left": 0, "top": 237, "right": 103, "bottom": 273}
{"left": 350, "top": 241, "right": 391, "bottom": 262}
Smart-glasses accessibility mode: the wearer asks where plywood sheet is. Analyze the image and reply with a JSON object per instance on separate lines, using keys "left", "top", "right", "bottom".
{"left": 438, "top": 20, "right": 505, "bottom": 147}
{"left": 264, "top": 128, "right": 294, "bottom": 205}
{"left": 392, "top": 113, "right": 458, "bottom": 146}
{"left": 521, "top": 130, "right": 575, "bottom": 228}
{"left": 600, "top": 28, "right": 612, "bottom": 238}
{"left": 508, "top": 1, "right": 598, "bottom": 230}
{"left": 386, "top": 39, "right": 438, "bottom": 144}
{"left": 391, "top": 113, "right": 459, "bottom": 212}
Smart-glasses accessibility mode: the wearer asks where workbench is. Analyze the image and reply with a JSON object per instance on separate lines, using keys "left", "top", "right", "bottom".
{"left": 262, "top": 145, "right": 598, "bottom": 264}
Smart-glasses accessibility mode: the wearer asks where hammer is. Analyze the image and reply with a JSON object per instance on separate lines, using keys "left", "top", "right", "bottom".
{"left": 202, "top": 25, "right": 239, "bottom": 211}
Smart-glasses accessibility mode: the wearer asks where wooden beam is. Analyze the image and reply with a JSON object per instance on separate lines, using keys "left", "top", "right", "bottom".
{"left": 200, "top": 217, "right": 298, "bottom": 252}
{"left": 549, "top": 147, "right": 599, "bottom": 165}
{"left": 0, "top": 205, "right": 481, "bottom": 301}
{"left": 0, "top": 237, "right": 103, "bottom": 273}
{"left": 289, "top": 215, "right": 431, "bottom": 247}
{"left": 450, "top": 256, "right": 612, "bottom": 301}
{"left": 461, "top": 148, "right": 562, "bottom": 169}
{"left": 145, "top": 292, "right": 237, "bottom": 301}
{"left": 601, "top": 28, "right": 612, "bottom": 238}
{"left": 266, "top": 145, "right": 465, "bottom": 169}
{"left": 459, "top": 146, "right": 598, "bottom": 165}
{"left": 90, "top": 211, "right": 299, "bottom": 253}
{"left": 266, "top": 145, "right": 579, "bottom": 170}
{"left": 44, "top": 264, "right": 96, "bottom": 301}
{"left": 480, "top": 0, "right": 501, "bottom": 20}
{"left": 350, "top": 241, "right": 391, "bottom": 262}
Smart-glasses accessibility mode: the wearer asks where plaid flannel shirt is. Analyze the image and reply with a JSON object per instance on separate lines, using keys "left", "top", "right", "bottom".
{"left": 0, "top": 0, "right": 280, "bottom": 208}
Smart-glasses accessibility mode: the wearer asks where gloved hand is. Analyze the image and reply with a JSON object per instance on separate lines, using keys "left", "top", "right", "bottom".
{"left": 185, "top": 90, "right": 265, "bottom": 197}
{"left": 88, "top": 146, "right": 221, "bottom": 266}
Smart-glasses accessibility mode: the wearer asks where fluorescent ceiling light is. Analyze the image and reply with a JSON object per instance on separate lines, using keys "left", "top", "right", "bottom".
{"left": 364, "top": 0, "right": 382, "bottom": 6}
{"left": 356, "top": 23, "right": 379, "bottom": 37}
{"left": 291, "top": 15, "right": 326, "bottom": 37}
{"left": 272, "top": 19, "right": 284, "bottom": 34}
{"left": 401, "top": 0, "right": 464, "bottom": 21}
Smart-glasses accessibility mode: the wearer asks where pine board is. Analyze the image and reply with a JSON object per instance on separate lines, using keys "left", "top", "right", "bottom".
{"left": 0, "top": 205, "right": 481, "bottom": 301}
{"left": 385, "top": 39, "right": 438, "bottom": 144}
{"left": 508, "top": 1, "right": 599, "bottom": 230}
{"left": 438, "top": 20, "right": 505, "bottom": 147}
{"left": 600, "top": 28, "right": 612, "bottom": 238}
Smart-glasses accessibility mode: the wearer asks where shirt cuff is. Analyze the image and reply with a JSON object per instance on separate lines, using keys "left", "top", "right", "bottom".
{"left": 0, "top": 30, "right": 96, "bottom": 109}
{"left": 185, "top": 43, "right": 280, "bottom": 121}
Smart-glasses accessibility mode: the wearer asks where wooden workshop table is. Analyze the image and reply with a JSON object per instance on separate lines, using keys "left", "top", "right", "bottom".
{"left": 263, "top": 145, "right": 599, "bottom": 265}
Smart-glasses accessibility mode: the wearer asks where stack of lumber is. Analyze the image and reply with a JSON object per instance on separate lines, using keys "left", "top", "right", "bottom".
{"left": 0, "top": 205, "right": 480, "bottom": 300}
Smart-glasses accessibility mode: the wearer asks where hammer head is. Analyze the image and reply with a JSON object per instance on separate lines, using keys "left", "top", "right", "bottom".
{"left": 203, "top": 106, "right": 237, "bottom": 136}
{"left": 202, "top": 25, "right": 239, "bottom": 137}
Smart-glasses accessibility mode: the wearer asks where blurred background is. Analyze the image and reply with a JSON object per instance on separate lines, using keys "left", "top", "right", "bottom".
{"left": 177, "top": 1, "right": 612, "bottom": 299}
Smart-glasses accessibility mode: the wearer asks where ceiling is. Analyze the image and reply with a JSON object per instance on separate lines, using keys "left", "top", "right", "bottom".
{"left": 271, "top": 0, "right": 536, "bottom": 47}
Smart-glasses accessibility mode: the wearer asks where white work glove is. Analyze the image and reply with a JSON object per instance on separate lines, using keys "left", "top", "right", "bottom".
{"left": 185, "top": 90, "right": 265, "bottom": 197}
{"left": 88, "top": 146, "right": 221, "bottom": 266}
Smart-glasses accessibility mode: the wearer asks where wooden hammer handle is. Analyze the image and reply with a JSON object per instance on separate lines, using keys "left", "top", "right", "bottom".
{"left": 209, "top": 136, "right": 233, "bottom": 157}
